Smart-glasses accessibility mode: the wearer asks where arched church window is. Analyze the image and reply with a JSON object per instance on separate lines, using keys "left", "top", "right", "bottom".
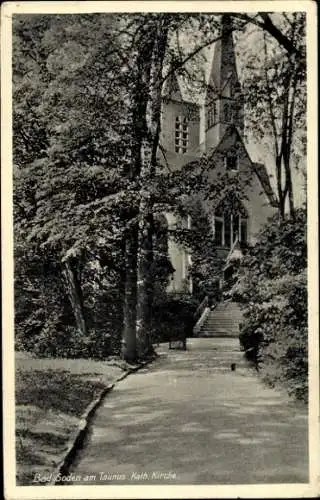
{"left": 175, "top": 115, "right": 189, "bottom": 154}
{"left": 224, "top": 215, "right": 232, "bottom": 248}
{"left": 223, "top": 101, "right": 233, "bottom": 123}
{"left": 240, "top": 216, "right": 247, "bottom": 243}
{"left": 234, "top": 82, "right": 241, "bottom": 97}
{"left": 213, "top": 196, "right": 248, "bottom": 248}
{"left": 213, "top": 204, "right": 224, "bottom": 246}
{"left": 207, "top": 108, "right": 212, "bottom": 129}
{"left": 207, "top": 101, "right": 217, "bottom": 130}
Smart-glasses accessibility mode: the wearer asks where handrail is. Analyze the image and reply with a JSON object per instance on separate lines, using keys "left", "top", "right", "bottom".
{"left": 223, "top": 235, "right": 243, "bottom": 271}
{"left": 193, "top": 302, "right": 211, "bottom": 336}
{"left": 193, "top": 295, "right": 209, "bottom": 322}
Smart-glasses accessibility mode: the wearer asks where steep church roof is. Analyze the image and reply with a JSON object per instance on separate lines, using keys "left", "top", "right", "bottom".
{"left": 162, "top": 69, "right": 204, "bottom": 106}
{"left": 162, "top": 70, "right": 184, "bottom": 102}
{"left": 252, "top": 162, "right": 278, "bottom": 207}
{"left": 207, "top": 14, "right": 241, "bottom": 93}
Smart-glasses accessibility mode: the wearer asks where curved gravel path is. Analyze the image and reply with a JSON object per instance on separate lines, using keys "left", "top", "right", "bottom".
{"left": 68, "top": 338, "right": 308, "bottom": 485}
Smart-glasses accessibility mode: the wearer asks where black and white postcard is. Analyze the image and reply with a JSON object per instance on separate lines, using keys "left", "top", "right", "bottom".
{"left": 1, "top": 1, "right": 319, "bottom": 498}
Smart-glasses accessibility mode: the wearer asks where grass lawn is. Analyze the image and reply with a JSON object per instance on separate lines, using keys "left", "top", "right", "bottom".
{"left": 15, "top": 353, "right": 130, "bottom": 485}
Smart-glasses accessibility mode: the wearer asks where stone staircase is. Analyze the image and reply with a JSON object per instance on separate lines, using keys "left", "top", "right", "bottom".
{"left": 198, "top": 301, "right": 243, "bottom": 338}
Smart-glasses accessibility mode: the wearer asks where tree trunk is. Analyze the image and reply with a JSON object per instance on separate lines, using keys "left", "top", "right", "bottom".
{"left": 136, "top": 205, "right": 154, "bottom": 358}
{"left": 134, "top": 22, "right": 169, "bottom": 359}
{"left": 276, "top": 155, "right": 285, "bottom": 220}
{"left": 62, "top": 258, "right": 87, "bottom": 336}
{"left": 122, "top": 226, "right": 138, "bottom": 362}
{"left": 124, "top": 17, "right": 169, "bottom": 360}
{"left": 284, "top": 154, "right": 295, "bottom": 219}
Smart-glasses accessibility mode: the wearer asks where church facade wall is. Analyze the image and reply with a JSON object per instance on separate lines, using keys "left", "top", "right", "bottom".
{"left": 159, "top": 17, "right": 277, "bottom": 295}
{"left": 161, "top": 99, "right": 200, "bottom": 155}
{"left": 164, "top": 213, "right": 192, "bottom": 293}
{"left": 163, "top": 134, "right": 276, "bottom": 291}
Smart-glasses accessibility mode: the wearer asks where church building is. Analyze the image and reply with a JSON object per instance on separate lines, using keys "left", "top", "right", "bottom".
{"left": 158, "top": 14, "right": 278, "bottom": 293}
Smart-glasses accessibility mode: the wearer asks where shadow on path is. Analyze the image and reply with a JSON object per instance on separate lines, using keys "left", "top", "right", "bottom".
{"left": 69, "top": 338, "right": 308, "bottom": 485}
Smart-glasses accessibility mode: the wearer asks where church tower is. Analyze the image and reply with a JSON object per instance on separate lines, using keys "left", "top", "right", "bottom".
{"left": 205, "top": 14, "right": 244, "bottom": 151}
{"left": 161, "top": 69, "right": 200, "bottom": 161}
{"left": 158, "top": 17, "right": 277, "bottom": 295}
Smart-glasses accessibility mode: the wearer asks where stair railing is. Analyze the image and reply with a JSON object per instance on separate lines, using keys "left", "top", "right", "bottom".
{"left": 193, "top": 295, "right": 208, "bottom": 323}
{"left": 193, "top": 295, "right": 211, "bottom": 336}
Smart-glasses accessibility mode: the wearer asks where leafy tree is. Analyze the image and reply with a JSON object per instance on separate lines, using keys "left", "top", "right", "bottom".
{"left": 13, "top": 14, "right": 133, "bottom": 343}
{"left": 13, "top": 11, "right": 307, "bottom": 363}
{"left": 120, "top": 13, "right": 221, "bottom": 359}
{"left": 234, "top": 12, "right": 306, "bottom": 61}
{"left": 239, "top": 12, "right": 306, "bottom": 219}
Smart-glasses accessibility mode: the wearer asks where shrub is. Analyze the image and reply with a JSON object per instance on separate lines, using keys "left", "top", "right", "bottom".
{"left": 233, "top": 208, "right": 308, "bottom": 402}
{"left": 14, "top": 242, "right": 123, "bottom": 359}
{"left": 22, "top": 321, "right": 112, "bottom": 360}
{"left": 14, "top": 243, "right": 70, "bottom": 354}
{"left": 151, "top": 292, "right": 199, "bottom": 343}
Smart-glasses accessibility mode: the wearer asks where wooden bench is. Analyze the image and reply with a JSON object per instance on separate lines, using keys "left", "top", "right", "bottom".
{"left": 169, "top": 333, "right": 187, "bottom": 350}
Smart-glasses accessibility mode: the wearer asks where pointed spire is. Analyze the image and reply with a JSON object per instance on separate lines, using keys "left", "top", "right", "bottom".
{"left": 208, "top": 14, "right": 239, "bottom": 91}
{"left": 205, "top": 13, "right": 244, "bottom": 145}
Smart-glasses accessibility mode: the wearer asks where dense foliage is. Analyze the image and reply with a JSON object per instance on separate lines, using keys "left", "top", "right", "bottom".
{"left": 151, "top": 293, "right": 199, "bottom": 344}
{"left": 13, "top": 14, "right": 132, "bottom": 357}
{"left": 232, "top": 207, "right": 307, "bottom": 401}
{"left": 14, "top": 239, "right": 124, "bottom": 358}
{"left": 238, "top": 12, "right": 306, "bottom": 218}
{"left": 13, "top": 13, "right": 307, "bottom": 366}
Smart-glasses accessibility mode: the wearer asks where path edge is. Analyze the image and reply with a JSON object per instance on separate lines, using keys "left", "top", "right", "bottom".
{"left": 49, "top": 357, "right": 154, "bottom": 485}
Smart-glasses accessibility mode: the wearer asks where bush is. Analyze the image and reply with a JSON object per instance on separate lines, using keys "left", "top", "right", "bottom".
{"left": 21, "top": 322, "right": 112, "bottom": 360}
{"left": 14, "top": 244, "right": 71, "bottom": 354}
{"left": 233, "top": 208, "right": 308, "bottom": 402}
{"left": 151, "top": 292, "right": 199, "bottom": 343}
{"left": 14, "top": 242, "right": 123, "bottom": 359}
